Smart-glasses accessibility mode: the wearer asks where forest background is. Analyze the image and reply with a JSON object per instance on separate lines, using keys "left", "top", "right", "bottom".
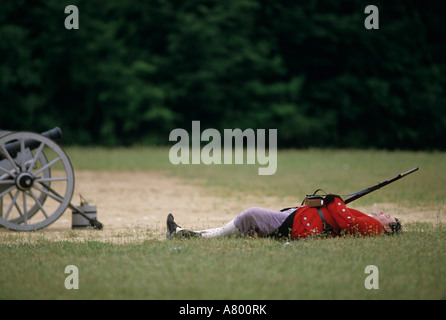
{"left": 1, "top": 0, "right": 445, "bottom": 150}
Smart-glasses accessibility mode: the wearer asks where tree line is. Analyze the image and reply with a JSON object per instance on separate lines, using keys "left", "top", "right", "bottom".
{"left": 1, "top": 0, "right": 445, "bottom": 149}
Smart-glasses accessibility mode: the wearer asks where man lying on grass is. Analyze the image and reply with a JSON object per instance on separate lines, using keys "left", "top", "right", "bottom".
{"left": 166, "top": 195, "right": 402, "bottom": 240}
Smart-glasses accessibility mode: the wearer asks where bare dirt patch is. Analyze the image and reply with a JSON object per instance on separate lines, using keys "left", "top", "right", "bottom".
{"left": 1, "top": 171, "right": 443, "bottom": 243}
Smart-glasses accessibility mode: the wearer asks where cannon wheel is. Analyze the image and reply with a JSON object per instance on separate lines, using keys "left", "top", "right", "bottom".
{"left": 6, "top": 150, "right": 51, "bottom": 225}
{"left": 0, "top": 130, "right": 51, "bottom": 224}
{"left": 0, "top": 132, "right": 74, "bottom": 231}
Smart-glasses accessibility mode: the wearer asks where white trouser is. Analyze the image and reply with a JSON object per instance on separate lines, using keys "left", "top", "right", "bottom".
{"left": 177, "top": 219, "right": 239, "bottom": 238}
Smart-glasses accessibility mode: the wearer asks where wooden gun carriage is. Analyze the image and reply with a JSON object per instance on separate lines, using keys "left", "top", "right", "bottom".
{"left": 0, "top": 128, "right": 101, "bottom": 231}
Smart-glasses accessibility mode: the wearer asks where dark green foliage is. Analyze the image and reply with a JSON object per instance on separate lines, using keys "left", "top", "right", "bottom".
{"left": 1, "top": 0, "right": 445, "bottom": 148}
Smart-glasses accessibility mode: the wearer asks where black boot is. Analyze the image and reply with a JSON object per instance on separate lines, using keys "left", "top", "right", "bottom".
{"left": 166, "top": 213, "right": 179, "bottom": 239}
{"left": 166, "top": 213, "right": 201, "bottom": 239}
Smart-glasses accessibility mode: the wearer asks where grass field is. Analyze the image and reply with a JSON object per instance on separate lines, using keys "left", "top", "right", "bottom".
{"left": 0, "top": 148, "right": 445, "bottom": 300}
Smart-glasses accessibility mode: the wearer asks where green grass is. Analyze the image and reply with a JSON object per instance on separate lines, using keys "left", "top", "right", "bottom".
{"left": 1, "top": 148, "right": 445, "bottom": 300}
{"left": 1, "top": 222, "right": 444, "bottom": 300}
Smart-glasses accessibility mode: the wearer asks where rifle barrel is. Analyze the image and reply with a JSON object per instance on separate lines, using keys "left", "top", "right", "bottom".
{"left": 344, "top": 167, "right": 419, "bottom": 204}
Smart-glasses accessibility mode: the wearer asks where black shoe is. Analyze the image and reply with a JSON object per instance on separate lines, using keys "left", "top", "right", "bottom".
{"left": 166, "top": 213, "right": 201, "bottom": 239}
{"left": 166, "top": 213, "right": 179, "bottom": 239}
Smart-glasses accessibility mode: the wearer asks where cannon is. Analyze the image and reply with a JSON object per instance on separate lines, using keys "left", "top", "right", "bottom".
{"left": 0, "top": 128, "right": 102, "bottom": 231}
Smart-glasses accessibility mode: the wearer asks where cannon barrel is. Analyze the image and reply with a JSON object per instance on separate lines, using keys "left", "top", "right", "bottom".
{"left": 1, "top": 127, "right": 63, "bottom": 160}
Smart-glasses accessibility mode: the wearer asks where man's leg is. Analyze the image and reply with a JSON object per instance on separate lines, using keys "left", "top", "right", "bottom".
{"left": 166, "top": 208, "right": 291, "bottom": 239}
{"left": 195, "top": 219, "right": 239, "bottom": 238}
{"left": 166, "top": 213, "right": 238, "bottom": 239}
{"left": 234, "top": 207, "right": 291, "bottom": 237}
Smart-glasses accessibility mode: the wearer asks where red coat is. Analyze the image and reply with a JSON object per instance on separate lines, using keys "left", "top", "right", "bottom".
{"left": 291, "top": 196, "right": 383, "bottom": 239}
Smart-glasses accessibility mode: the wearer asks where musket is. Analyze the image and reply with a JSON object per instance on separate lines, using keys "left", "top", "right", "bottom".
{"left": 343, "top": 167, "right": 419, "bottom": 204}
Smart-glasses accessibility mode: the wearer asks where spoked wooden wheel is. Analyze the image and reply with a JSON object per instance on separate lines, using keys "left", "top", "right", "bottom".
{"left": 0, "top": 132, "right": 75, "bottom": 231}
